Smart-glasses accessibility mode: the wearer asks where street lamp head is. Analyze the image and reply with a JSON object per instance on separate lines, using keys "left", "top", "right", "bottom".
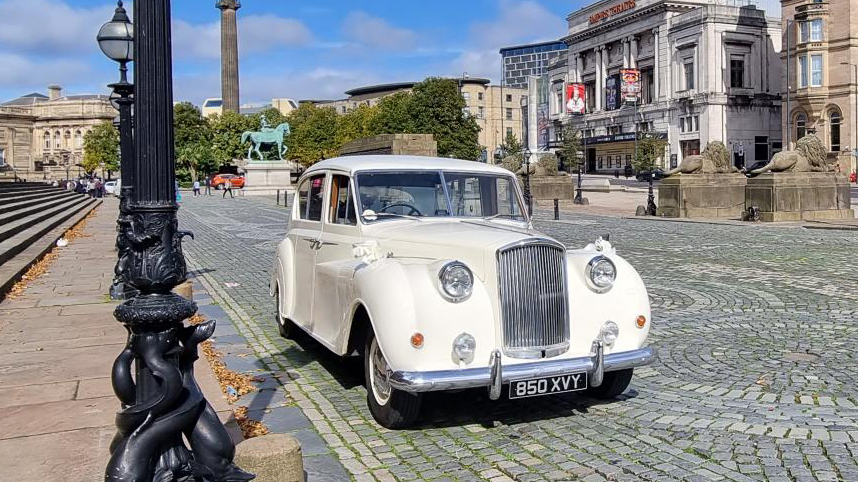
{"left": 97, "top": 1, "right": 134, "bottom": 64}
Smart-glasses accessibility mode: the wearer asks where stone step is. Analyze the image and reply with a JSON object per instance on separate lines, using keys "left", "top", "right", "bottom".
{"left": 0, "top": 183, "right": 54, "bottom": 193}
{"left": 0, "top": 195, "right": 92, "bottom": 246}
{"left": 0, "top": 188, "right": 69, "bottom": 203}
{"left": 0, "top": 191, "right": 77, "bottom": 217}
{"left": 0, "top": 198, "right": 102, "bottom": 299}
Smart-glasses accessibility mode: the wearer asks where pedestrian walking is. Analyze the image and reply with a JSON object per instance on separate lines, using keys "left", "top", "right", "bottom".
{"left": 193, "top": 180, "right": 200, "bottom": 196}
{"left": 204, "top": 176, "right": 212, "bottom": 195}
{"left": 223, "top": 179, "right": 234, "bottom": 198}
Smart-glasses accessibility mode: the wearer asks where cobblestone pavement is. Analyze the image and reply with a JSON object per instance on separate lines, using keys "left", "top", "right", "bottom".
{"left": 179, "top": 194, "right": 858, "bottom": 482}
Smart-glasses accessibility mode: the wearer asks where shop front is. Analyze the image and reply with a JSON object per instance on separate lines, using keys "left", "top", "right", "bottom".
{"left": 583, "top": 132, "right": 667, "bottom": 174}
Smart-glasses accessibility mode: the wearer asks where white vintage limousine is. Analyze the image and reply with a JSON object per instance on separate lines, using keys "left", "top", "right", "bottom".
{"left": 270, "top": 155, "right": 654, "bottom": 428}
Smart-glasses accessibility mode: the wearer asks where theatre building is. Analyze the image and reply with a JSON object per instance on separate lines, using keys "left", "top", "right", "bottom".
{"left": 548, "top": 0, "right": 783, "bottom": 173}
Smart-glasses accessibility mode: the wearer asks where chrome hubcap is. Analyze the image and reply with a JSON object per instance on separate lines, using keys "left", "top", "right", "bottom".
{"left": 370, "top": 338, "right": 391, "bottom": 405}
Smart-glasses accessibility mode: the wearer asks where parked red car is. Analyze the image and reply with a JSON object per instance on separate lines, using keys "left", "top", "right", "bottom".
{"left": 212, "top": 174, "right": 245, "bottom": 189}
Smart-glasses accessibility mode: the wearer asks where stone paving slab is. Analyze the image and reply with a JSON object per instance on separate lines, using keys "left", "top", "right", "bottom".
{"left": 177, "top": 193, "right": 858, "bottom": 482}
{"left": 0, "top": 198, "right": 238, "bottom": 482}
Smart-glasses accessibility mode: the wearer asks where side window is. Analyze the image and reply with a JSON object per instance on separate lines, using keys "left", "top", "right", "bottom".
{"left": 297, "top": 174, "right": 325, "bottom": 221}
{"left": 307, "top": 175, "right": 325, "bottom": 221}
{"left": 329, "top": 175, "right": 357, "bottom": 225}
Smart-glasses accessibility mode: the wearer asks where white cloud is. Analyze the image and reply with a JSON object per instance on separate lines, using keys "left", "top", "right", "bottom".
{"left": 172, "top": 15, "right": 314, "bottom": 60}
{"left": 341, "top": 11, "right": 417, "bottom": 51}
{"left": 0, "top": 53, "right": 93, "bottom": 90}
{"left": 447, "top": 0, "right": 566, "bottom": 80}
{"left": 0, "top": 0, "right": 110, "bottom": 54}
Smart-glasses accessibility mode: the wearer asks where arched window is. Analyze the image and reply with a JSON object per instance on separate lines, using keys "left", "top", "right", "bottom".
{"left": 64, "top": 130, "right": 71, "bottom": 148}
{"left": 54, "top": 131, "right": 61, "bottom": 149}
{"left": 829, "top": 110, "right": 841, "bottom": 151}
{"left": 795, "top": 113, "right": 807, "bottom": 142}
{"left": 44, "top": 132, "right": 51, "bottom": 150}
{"left": 74, "top": 130, "right": 83, "bottom": 149}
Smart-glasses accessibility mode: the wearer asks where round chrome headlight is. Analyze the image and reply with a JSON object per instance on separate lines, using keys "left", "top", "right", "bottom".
{"left": 586, "top": 255, "right": 616, "bottom": 292}
{"left": 600, "top": 321, "right": 619, "bottom": 346}
{"left": 439, "top": 261, "right": 473, "bottom": 302}
{"left": 453, "top": 332, "right": 476, "bottom": 363}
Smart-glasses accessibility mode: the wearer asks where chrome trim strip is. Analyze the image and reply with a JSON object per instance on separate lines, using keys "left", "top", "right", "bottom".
{"left": 388, "top": 346, "right": 656, "bottom": 393}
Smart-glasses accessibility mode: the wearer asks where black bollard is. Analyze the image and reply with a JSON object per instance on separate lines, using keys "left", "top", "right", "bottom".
{"left": 554, "top": 198, "right": 559, "bottom": 220}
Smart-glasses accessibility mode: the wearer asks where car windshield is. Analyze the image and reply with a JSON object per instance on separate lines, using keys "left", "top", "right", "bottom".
{"left": 355, "top": 170, "right": 525, "bottom": 221}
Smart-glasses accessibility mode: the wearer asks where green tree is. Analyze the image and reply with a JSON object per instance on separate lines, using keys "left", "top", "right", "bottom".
{"left": 173, "top": 102, "right": 214, "bottom": 182}
{"left": 336, "top": 104, "right": 379, "bottom": 147}
{"left": 369, "top": 92, "right": 413, "bottom": 135}
{"left": 408, "top": 78, "right": 480, "bottom": 160}
{"left": 288, "top": 104, "right": 340, "bottom": 166}
{"left": 560, "top": 125, "right": 583, "bottom": 172}
{"left": 499, "top": 131, "right": 523, "bottom": 172}
{"left": 82, "top": 120, "right": 119, "bottom": 175}
{"left": 633, "top": 134, "right": 668, "bottom": 173}
{"left": 209, "top": 111, "right": 256, "bottom": 166}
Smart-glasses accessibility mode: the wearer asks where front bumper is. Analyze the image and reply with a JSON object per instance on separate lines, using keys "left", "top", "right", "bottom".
{"left": 389, "top": 341, "right": 655, "bottom": 399}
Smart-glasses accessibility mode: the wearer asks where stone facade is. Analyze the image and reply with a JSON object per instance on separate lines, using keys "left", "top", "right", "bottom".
{"left": 657, "top": 173, "right": 748, "bottom": 218}
{"left": 781, "top": 0, "right": 858, "bottom": 174}
{"left": 0, "top": 86, "right": 116, "bottom": 179}
{"left": 548, "top": 0, "right": 783, "bottom": 174}
{"left": 745, "top": 171, "right": 854, "bottom": 220}
{"left": 339, "top": 134, "right": 438, "bottom": 157}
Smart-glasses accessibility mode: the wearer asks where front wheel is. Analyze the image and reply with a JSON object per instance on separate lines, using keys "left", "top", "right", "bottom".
{"left": 585, "top": 368, "right": 633, "bottom": 399}
{"left": 273, "top": 285, "right": 293, "bottom": 338}
{"left": 364, "top": 329, "right": 421, "bottom": 428}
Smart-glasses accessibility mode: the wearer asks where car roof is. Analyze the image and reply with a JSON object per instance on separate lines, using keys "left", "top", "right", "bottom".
{"left": 304, "top": 155, "right": 513, "bottom": 177}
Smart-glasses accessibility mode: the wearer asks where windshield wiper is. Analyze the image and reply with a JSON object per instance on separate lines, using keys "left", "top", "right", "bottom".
{"left": 481, "top": 213, "right": 523, "bottom": 221}
{"left": 372, "top": 212, "right": 422, "bottom": 221}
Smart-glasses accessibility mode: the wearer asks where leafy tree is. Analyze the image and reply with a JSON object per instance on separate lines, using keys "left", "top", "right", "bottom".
{"left": 337, "top": 104, "right": 379, "bottom": 147}
{"left": 288, "top": 105, "right": 340, "bottom": 166}
{"left": 173, "top": 102, "right": 215, "bottom": 181}
{"left": 633, "top": 134, "right": 668, "bottom": 173}
{"left": 560, "top": 125, "right": 583, "bottom": 172}
{"left": 499, "top": 131, "right": 523, "bottom": 172}
{"left": 369, "top": 92, "right": 413, "bottom": 135}
{"left": 82, "top": 120, "right": 119, "bottom": 175}
{"left": 408, "top": 78, "right": 480, "bottom": 160}
{"left": 208, "top": 111, "right": 256, "bottom": 166}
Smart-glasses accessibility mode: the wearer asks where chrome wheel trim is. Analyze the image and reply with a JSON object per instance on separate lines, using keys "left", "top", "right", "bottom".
{"left": 369, "top": 337, "right": 392, "bottom": 405}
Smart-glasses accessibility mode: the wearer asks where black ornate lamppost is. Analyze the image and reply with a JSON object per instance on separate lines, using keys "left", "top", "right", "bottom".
{"left": 522, "top": 147, "right": 532, "bottom": 215}
{"left": 100, "top": 1, "right": 253, "bottom": 481}
{"left": 98, "top": 1, "right": 137, "bottom": 300}
{"left": 574, "top": 160, "right": 585, "bottom": 204}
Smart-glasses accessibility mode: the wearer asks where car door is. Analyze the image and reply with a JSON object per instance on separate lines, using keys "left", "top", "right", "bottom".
{"left": 287, "top": 172, "right": 326, "bottom": 331}
{"left": 312, "top": 173, "right": 361, "bottom": 348}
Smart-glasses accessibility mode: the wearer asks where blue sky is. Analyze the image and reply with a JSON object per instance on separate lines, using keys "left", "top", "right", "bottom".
{"left": 0, "top": 0, "right": 581, "bottom": 106}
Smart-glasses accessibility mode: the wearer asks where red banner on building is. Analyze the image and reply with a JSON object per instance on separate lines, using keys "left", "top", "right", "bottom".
{"left": 566, "top": 83, "right": 585, "bottom": 114}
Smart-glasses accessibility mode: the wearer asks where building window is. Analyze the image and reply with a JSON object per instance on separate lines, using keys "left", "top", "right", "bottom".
{"left": 684, "top": 60, "right": 695, "bottom": 90}
{"left": 730, "top": 55, "right": 745, "bottom": 88}
{"left": 477, "top": 92, "right": 483, "bottom": 101}
{"left": 64, "top": 130, "right": 71, "bottom": 148}
{"left": 506, "top": 94, "right": 512, "bottom": 102}
{"left": 74, "top": 130, "right": 83, "bottom": 149}
{"left": 0, "top": 148, "right": 5, "bottom": 166}
{"left": 810, "top": 54, "right": 823, "bottom": 87}
{"left": 800, "top": 21, "right": 809, "bottom": 42}
{"left": 830, "top": 110, "right": 841, "bottom": 151}
{"left": 805, "top": 19, "right": 823, "bottom": 41}
{"left": 755, "top": 136, "right": 768, "bottom": 161}
{"left": 44, "top": 132, "right": 51, "bottom": 150}
{"left": 477, "top": 106, "right": 484, "bottom": 119}
{"left": 799, "top": 56, "right": 808, "bottom": 87}
{"left": 796, "top": 113, "right": 807, "bottom": 141}
{"left": 462, "top": 92, "right": 470, "bottom": 101}
{"left": 506, "top": 127, "right": 513, "bottom": 138}
{"left": 506, "top": 108, "right": 513, "bottom": 120}
{"left": 54, "top": 131, "right": 61, "bottom": 149}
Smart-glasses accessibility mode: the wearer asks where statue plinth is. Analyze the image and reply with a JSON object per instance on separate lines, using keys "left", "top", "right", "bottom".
{"left": 240, "top": 159, "right": 295, "bottom": 195}
{"left": 745, "top": 172, "right": 854, "bottom": 222}
{"left": 657, "top": 173, "right": 747, "bottom": 218}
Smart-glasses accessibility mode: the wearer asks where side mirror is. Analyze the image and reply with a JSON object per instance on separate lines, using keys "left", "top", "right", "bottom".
{"left": 362, "top": 209, "right": 378, "bottom": 221}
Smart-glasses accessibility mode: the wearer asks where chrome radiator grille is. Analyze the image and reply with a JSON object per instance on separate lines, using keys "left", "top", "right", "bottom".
{"left": 496, "top": 240, "right": 570, "bottom": 357}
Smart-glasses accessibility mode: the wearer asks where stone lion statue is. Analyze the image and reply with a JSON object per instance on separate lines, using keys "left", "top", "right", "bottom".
{"left": 751, "top": 135, "right": 832, "bottom": 174}
{"left": 664, "top": 141, "right": 736, "bottom": 176}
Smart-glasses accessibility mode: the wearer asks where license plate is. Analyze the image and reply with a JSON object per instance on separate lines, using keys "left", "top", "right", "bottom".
{"left": 509, "top": 372, "right": 587, "bottom": 399}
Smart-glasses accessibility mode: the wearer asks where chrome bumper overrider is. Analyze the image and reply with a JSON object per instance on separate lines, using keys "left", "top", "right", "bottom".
{"left": 389, "top": 341, "right": 655, "bottom": 400}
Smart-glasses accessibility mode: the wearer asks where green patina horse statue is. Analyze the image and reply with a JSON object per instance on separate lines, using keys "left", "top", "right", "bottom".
{"left": 241, "top": 122, "right": 290, "bottom": 161}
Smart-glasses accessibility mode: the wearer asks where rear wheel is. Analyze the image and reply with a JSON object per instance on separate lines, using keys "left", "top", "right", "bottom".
{"left": 585, "top": 368, "right": 633, "bottom": 399}
{"left": 364, "top": 329, "right": 421, "bottom": 428}
{"left": 273, "top": 285, "right": 293, "bottom": 338}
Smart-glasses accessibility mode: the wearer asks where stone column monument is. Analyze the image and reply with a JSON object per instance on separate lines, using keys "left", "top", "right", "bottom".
{"left": 216, "top": 0, "right": 240, "bottom": 113}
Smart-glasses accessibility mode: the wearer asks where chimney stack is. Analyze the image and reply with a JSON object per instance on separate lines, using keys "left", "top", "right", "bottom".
{"left": 48, "top": 85, "right": 62, "bottom": 100}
